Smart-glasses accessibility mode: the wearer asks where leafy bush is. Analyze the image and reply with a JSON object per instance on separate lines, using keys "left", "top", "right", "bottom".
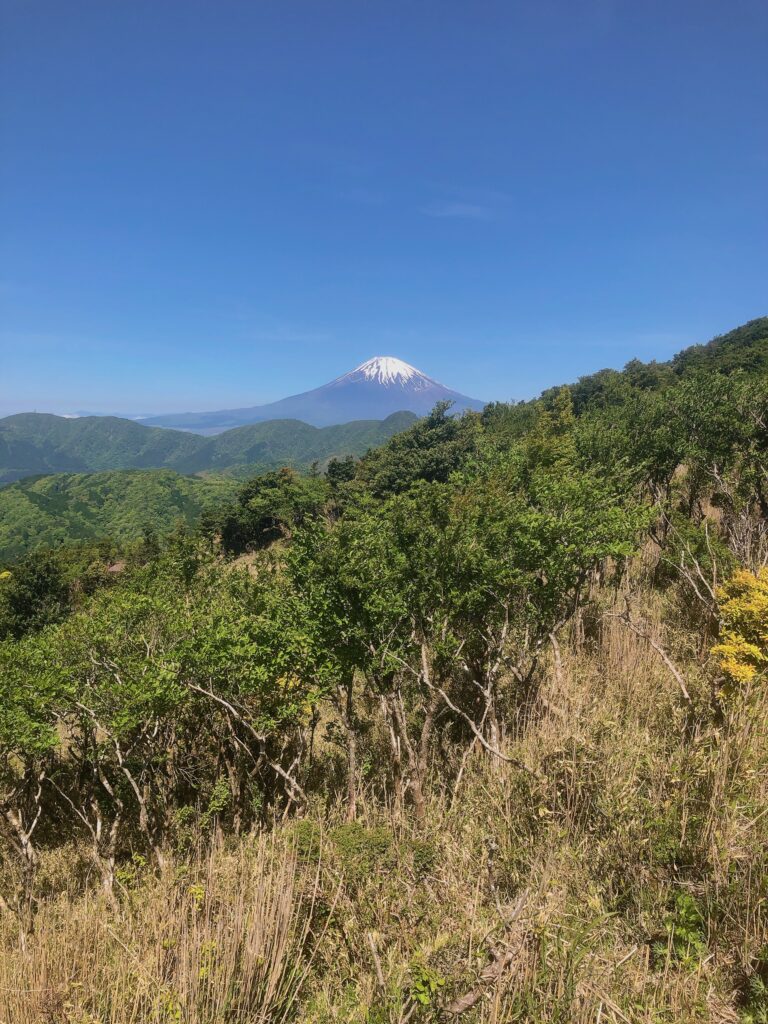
{"left": 712, "top": 567, "right": 768, "bottom": 694}
{"left": 654, "top": 892, "right": 708, "bottom": 968}
{"left": 330, "top": 823, "right": 396, "bottom": 880}
{"left": 742, "top": 955, "right": 768, "bottom": 1024}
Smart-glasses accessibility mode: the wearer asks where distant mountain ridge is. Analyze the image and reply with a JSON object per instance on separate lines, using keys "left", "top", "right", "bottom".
{"left": 0, "top": 411, "right": 418, "bottom": 485}
{"left": 142, "top": 356, "right": 485, "bottom": 433}
{"left": 5, "top": 319, "right": 766, "bottom": 487}
{"left": 2, "top": 317, "right": 766, "bottom": 561}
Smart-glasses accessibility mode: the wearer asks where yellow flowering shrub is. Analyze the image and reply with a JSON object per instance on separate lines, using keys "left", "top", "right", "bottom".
{"left": 712, "top": 567, "right": 768, "bottom": 690}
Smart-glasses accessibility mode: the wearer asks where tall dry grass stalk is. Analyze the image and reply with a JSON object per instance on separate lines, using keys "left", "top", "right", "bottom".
{"left": 0, "top": 836, "right": 331, "bottom": 1024}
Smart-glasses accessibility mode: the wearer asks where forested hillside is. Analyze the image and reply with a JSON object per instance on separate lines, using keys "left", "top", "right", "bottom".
{"left": 0, "top": 413, "right": 204, "bottom": 482}
{"left": 1, "top": 318, "right": 768, "bottom": 1022}
{"left": 0, "top": 470, "right": 240, "bottom": 561}
{"left": 0, "top": 410, "right": 418, "bottom": 484}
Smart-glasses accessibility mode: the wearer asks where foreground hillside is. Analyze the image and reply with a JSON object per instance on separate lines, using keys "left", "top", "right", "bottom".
{"left": 3, "top": 587, "right": 764, "bottom": 1023}
{"left": 0, "top": 410, "right": 418, "bottom": 484}
{"left": 0, "top": 318, "right": 767, "bottom": 1022}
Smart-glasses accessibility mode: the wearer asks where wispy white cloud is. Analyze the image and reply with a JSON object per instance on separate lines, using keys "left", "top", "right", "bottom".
{"left": 420, "top": 201, "right": 493, "bottom": 221}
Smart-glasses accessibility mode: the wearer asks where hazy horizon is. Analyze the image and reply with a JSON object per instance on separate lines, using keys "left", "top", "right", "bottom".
{"left": 2, "top": 322, "right": 764, "bottom": 420}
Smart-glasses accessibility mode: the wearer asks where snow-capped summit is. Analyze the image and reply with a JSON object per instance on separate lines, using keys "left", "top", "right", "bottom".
{"left": 337, "top": 356, "right": 436, "bottom": 390}
{"left": 144, "top": 356, "right": 484, "bottom": 433}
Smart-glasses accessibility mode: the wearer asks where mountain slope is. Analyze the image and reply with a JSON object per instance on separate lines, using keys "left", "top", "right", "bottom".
{"left": 0, "top": 411, "right": 419, "bottom": 484}
{"left": 0, "top": 470, "right": 241, "bottom": 562}
{"left": 0, "top": 414, "right": 207, "bottom": 483}
{"left": 173, "top": 411, "right": 418, "bottom": 473}
{"left": 143, "top": 356, "right": 485, "bottom": 432}
{"left": 670, "top": 316, "right": 768, "bottom": 377}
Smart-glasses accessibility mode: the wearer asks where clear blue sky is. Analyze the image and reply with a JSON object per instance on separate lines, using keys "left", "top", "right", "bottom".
{"left": 1, "top": 0, "right": 766, "bottom": 416}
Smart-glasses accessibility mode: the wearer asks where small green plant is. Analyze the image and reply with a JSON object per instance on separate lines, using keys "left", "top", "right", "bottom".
{"left": 188, "top": 883, "right": 206, "bottom": 911}
{"left": 155, "top": 988, "right": 183, "bottom": 1023}
{"left": 409, "top": 959, "right": 445, "bottom": 1008}
{"left": 654, "top": 891, "right": 707, "bottom": 968}
{"left": 201, "top": 776, "right": 230, "bottom": 831}
{"left": 409, "top": 837, "right": 438, "bottom": 878}
{"left": 741, "top": 947, "right": 768, "bottom": 1023}
{"left": 742, "top": 977, "right": 768, "bottom": 1024}
{"left": 198, "top": 939, "right": 218, "bottom": 981}
{"left": 173, "top": 805, "right": 197, "bottom": 852}
{"left": 330, "top": 822, "right": 395, "bottom": 880}
{"left": 250, "top": 788, "right": 264, "bottom": 821}
{"left": 115, "top": 851, "right": 147, "bottom": 889}
{"left": 291, "top": 819, "right": 322, "bottom": 862}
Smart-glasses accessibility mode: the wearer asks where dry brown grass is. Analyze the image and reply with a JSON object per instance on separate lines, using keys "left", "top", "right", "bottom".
{"left": 0, "top": 837, "right": 330, "bottom": 1024}
{"left": 1, "top": 585, "right": 766, "bottom": 1023}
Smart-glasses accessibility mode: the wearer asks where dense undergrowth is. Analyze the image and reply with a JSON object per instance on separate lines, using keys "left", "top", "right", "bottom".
{"left": 1, "top": 318, "right": 767, "bottom": 1022}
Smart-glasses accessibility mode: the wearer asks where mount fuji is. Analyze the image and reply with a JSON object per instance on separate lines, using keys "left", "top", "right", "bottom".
{"left": 143, "top": 357, "right": 485, "bottom": 434}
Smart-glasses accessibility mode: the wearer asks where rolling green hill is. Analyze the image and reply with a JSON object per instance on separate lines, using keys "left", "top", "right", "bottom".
{"left": 0, "top": 414, "right": 204, "bottom": 482}
{"left": 0, "top": 411, "right": 419, "bottom": 484}
{"left": 0, "top": 469, "right": 241, "bottom": 562}
{"left": 172, "top": 411, "right": 418, "bottom": 474}
{"left": 671, "top": 315, "right": 768, "bottom": 377}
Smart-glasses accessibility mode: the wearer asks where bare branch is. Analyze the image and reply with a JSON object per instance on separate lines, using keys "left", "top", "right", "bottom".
{"left": 424, "top": 679, "right": 543, "bottom": 780}
{"left": 187, "top": 683, "right": 307, "bottom": 806}
{"left": 444, "top": 889, "right": 530, "bottom": 1015}
{"left": 606, "top": 598, "right": 692, "bottom": 703}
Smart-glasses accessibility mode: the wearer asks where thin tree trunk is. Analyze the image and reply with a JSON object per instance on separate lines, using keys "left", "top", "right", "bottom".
{"left": 379, "top": 694, "right": 404, "bottom": 813}
{"left": 413, "top": 689, "right": 441, "bottom": 823}
{"left": 2, "top": 781, "right": 44, "bottom": 941}
{"left": 338, "top": 679, "right": 357, "bottom": 821}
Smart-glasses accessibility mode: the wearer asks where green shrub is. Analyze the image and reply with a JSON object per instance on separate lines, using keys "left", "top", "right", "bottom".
{"left": 409, "top": 837, "right": 439, "bottom": 878}
{"left": 654, "top": 891, "right": 708, "bottom": 968}
{"left": 291, "top": 819, "right": 323, "bottom": 863}
{"left": 330, "top": 822, "right": 395, "bottom": 880}
{"left": 741, "top": 947, "right": 768, "bottom": 1024}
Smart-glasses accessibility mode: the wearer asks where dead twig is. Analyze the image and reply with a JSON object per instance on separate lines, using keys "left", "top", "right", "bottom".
{"left": 444, "top": 889, "right": 530, "bottom": 1015}
{"left": 606, "top": 598, "right": 692, "bottom": 703}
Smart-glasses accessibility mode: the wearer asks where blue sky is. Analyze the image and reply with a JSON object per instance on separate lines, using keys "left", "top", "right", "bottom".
{"left": 1, "top": 0, "right": 766, "bottom": 416}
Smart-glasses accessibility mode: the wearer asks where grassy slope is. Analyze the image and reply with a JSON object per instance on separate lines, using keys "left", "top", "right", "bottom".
{"left": 2, "top": 580, "right": 765, "bottom": 1022}
{"left": 0, "top": 469, "right": 240, "bottom": 562}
